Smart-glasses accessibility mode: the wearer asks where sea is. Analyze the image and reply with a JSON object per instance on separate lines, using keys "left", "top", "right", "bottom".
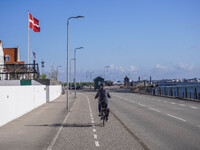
{"left": 154, "top": 82, "right": 200, "bottom": 99}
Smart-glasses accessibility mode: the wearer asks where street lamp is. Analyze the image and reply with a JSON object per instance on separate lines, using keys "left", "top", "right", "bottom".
{"left": 104, "top": 66, "right": 109, "bottom": 81}
{"left": 56, "top": 66, "right": 62, "bottom": 80}
{"left": 86, "top": 70, "right": 90, "bottom": 82}
{"left": 70, "top": 58, "right": 75, "bottom": 85}
{"left": 66, "top": 16, "right": 84, "bottom": 110}
{"left": 74, "top": 47, "right": 84, "bottom": 98}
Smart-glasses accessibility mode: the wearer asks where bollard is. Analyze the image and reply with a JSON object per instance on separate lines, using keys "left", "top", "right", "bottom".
{"left": 170, "top": 87, "right": 172, "bottom": 97}
{"left": 194, "top": 88, "right": 197, "bottom": 99}
{"left": 185, "top": 88, "right": 188, "bottom": 99}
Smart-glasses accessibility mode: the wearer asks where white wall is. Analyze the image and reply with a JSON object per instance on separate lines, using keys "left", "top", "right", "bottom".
{"left": 0, "top": 85, "right": 62, "bottom": 127}
{"left": 49, "top": 85, "right": 62, "bottom": 101}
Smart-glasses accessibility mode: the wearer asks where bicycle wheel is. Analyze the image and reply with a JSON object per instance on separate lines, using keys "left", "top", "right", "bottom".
{"left": 102, "top": 111, "right": 105, "bottom": 127}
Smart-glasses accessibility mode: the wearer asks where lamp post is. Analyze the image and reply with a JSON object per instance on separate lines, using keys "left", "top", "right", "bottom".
{"left": 56, "top": 66, "right": 62, "bottom": 80}
{"left": 74, "top": 47, "right": 84, "bottom": 98}
{"left": 70, "top": 58, "right": 75, "bottom": 86}
{"left": 89, "top": 71, "right": 94, "bottom": 89}
{"left": 66, "top": 16, "right": 84, "bottom": 110}
{"left": 104, "top": 66, "right": 109, "bottom": 81}
{"left": 86, "top": 70, "right": 90, "bottom": 82}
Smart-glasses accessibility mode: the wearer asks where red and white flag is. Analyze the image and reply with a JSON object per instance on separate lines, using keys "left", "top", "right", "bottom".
{"left": 29, "top": 12, "right": 40, "bottom": 32}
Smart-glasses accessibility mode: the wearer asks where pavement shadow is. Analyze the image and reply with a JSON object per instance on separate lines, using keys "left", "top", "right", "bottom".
{"left": 26, "top": 123, "right": 102, "bottom": 128}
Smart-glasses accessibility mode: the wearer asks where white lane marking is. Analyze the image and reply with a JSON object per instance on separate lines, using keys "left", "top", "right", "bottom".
{"left": 198, "top": 125, "right": 200, "bottom": 128}
{"left": 149, "top": 107, "right": 161, "bottom": 113}
{"left": 47, "top": 99, "right": 77, "bottom": 150}
{"left": 91, "top": 117, "right": 94, "bottom": 120}
{"left": 171, "top": 102, "right": 176, "bottom": 104}
{"left": 93, "top": 129, "right": 96, "bottom": 132}
{"left": 138, "top": 103, "right": 146, "bottom": 107}
{"left": 179, "top": 104, "right": 185, "bottom": 107}
{"left": 95, "top": 141, "right": 100, "bottom": 147}
{"left": 130, "top": 101, "right": 136, "bottom": 103}
{"left": 167, "top": 114, "right": 186, "bottom": 122}
{"left": 190, "top": 106, "right": 198, "bottom": 109}
{"left": 91, "top": 120, "right": 94, "bottom": 123}
{"left": 94, "top": 134, "right": 97, "bottom": 139}
{"left": 164, "top": 101, "right": 167, "bottom": 103}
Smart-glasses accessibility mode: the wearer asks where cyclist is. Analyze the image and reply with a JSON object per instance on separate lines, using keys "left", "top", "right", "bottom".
{"left": 95, "top": 83, "right": 111, "bottom": 120}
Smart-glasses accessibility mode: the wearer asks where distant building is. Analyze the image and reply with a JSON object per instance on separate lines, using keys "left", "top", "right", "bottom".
{"left": 3, "top": 46, "right": 24, "bottom": 64}
{"left": 104, "top": 80, "right": 113, "bottom": 86}
{"left": 0, "top": 41, "right": 39, "bottom": 80}
{"left": 124, "top": 76, "right": 129, "bottom": 86}
{"left": 93, "top": 76, "right": 104, "bottom": 90}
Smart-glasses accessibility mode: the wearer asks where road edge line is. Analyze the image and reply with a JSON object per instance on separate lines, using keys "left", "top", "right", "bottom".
{"left": 110, "top": 110, "right": 150, "bottom": 150}
{"left": 47, "top": 98, "right": 77, "bottom": 150}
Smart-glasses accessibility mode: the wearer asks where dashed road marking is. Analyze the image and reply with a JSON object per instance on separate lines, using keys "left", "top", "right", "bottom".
{"left": 164, "top": 101, "right": 167, "bottom": 103}
{"left": 190, "top": 106, "right": 198, "bottom": 109}
{"left": 82, "top": 94, "right": 100, "bottom": 147}
{"left": 171, "top": 102, "right": 176, "bottom": 104}
{"left": 94, "top": 134, "right": 97, "bottom": 139}
{"left": 95, "top": 141, "right": 100, "bottom": 147}
{"left": 167, "top": 114, "right": 186, "bottom": 122}
{"left": 138, "top": 103, "right": 146, "bottom": 107}
{"left": 179, "top": 104, "right": 185, "bottom": 107}
{"left": 149, "top": 107, "right": 161, "bottom": 113}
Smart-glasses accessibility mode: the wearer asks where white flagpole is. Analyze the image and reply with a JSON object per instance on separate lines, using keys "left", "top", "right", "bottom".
{"left": 28, "top": 10, "right": 29, "bottom": 64}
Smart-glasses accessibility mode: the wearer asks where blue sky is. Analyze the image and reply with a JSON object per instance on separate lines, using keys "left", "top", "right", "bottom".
{"left": 1, "top": 0, "right": 200, "bottom": 82}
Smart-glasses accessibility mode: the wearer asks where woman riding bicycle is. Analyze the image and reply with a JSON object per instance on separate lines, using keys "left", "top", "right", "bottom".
{"left": 95, "top": 83, "right": 111, "bottom": 119}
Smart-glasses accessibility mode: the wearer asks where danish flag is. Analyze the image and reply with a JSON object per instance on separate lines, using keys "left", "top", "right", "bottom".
{"left": 29, "top": 12, "right": 40, "bottom": 32}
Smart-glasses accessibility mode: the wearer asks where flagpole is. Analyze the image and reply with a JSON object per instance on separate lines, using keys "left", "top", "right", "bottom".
{"left": 28, "top": 10, "right": 29, "bottom": 65}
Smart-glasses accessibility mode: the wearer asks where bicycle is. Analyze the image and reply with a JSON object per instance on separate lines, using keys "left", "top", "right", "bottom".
{"left": 100, "top": 103, "right": 108, "bottom": 127}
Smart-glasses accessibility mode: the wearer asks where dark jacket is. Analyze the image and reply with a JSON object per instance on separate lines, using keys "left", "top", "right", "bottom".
{"left": 95, "top": 88, "right": 111, "bottom": 104}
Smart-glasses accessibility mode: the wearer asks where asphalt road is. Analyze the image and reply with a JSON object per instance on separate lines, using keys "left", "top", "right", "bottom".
{"left": 1, "top": 88, "right": 200, "bottom": 150}
{"left": 110, "top": 89, "right": 200, "bottom": 150}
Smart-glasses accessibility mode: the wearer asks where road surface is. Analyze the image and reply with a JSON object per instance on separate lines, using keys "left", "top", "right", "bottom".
{"left": 0, "top": 88, "right": 200, "bottom": 150}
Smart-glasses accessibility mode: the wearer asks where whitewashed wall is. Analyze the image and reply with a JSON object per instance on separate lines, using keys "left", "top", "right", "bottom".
{"left": 0, "top": 85, "right": 62, "bottom": 127}
{"left": 49, "top": 85, "right": 62, "bottom": 101}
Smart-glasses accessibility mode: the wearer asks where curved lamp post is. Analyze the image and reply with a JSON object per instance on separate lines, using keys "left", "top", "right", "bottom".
{"left": 74, "top": 47, "right": 84, "bottom": 98}
{"left": 66, "top": 16, "right": 84, "bottom": 110}
{"left": 104, "top": 66, "right": 109, "bottom": 81}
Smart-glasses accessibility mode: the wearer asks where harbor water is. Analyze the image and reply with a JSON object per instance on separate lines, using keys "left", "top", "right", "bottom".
{"left": 154, "top": 82, "right": 200, "bottom": 100}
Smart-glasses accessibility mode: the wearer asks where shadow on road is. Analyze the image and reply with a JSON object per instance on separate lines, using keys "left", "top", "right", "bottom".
{"left": 26, "top": 123, "right": 102, "bottom": 127}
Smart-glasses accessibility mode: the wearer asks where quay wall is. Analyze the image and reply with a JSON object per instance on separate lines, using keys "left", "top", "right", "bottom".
{"left": 0, "top": 85, "right": 62, "bottom": 127}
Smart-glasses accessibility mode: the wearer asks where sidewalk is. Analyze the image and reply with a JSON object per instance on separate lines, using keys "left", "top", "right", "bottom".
{"left": 0, "top": 93, "right": 75, "bottom": 150}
